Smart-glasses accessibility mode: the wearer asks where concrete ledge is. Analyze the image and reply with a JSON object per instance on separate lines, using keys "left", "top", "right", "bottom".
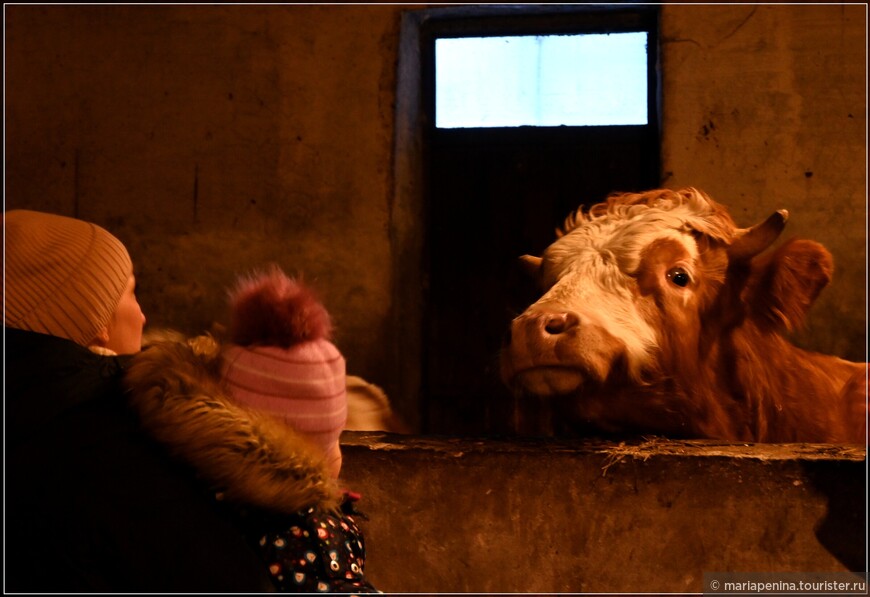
{"left": 339, "top": 432, "right": 866, "bottom": 594}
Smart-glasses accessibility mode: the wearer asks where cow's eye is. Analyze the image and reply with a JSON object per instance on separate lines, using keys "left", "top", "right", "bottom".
{"left": 666, "top": 267, "right": 691, "bottom": 287}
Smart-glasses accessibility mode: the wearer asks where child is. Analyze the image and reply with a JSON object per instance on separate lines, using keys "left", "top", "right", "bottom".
{"left": 221, "top": 266, "right": 379, "bottom": 593}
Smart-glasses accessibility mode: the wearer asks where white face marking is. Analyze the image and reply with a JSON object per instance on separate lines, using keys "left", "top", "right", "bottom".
{"left": 534, "top": 207, "right": 702, "bottom": 379}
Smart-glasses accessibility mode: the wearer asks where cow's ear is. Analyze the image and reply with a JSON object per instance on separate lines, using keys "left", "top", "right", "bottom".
{"left": 519, "top": 255, "right": 542, "bottom": 278}
{"left": 752, "top": 239, "right": 833, "bottom": 332}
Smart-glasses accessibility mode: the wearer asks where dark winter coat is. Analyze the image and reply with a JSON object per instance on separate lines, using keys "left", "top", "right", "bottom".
{"left": 5, "top": 327, "right": 275, "bottom": 592}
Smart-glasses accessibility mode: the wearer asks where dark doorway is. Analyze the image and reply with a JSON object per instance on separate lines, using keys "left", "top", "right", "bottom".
{"left": 420, "top": 6, "right": 662, "bottom": 435}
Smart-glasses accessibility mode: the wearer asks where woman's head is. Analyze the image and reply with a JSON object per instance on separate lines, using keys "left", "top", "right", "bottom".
{"left": 3, "top": 209, "right": 145, "bottom": 354}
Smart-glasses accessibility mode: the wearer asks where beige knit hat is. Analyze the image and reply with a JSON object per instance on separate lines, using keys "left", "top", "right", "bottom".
{"left": 3, "top": 209, "right": 133, "bottom": 346}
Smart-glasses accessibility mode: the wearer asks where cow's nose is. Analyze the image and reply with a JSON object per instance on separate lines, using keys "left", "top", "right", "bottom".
{"left": 542, "top": 311, "right": 580, "bottom": 335}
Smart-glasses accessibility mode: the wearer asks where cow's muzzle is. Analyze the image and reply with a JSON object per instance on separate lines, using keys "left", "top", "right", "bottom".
{"left": 501, "top": 304, "right": 625, "bottom": 397}
{"left": 500, "top": 308, "right": 587, "bottom": 395}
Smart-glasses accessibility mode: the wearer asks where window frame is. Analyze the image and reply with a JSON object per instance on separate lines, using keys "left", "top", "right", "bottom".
{"left": 420, "top": 5, "right": 661, "bottom": 139}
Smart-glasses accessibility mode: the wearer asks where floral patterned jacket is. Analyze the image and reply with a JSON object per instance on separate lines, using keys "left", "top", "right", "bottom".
{"left": 245, "top": 492, "right": 379, "bottom": 593}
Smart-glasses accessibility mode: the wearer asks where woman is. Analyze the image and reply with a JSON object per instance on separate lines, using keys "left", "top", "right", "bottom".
{"left": 4, "top": 210, "right": 315, "bottom": 592}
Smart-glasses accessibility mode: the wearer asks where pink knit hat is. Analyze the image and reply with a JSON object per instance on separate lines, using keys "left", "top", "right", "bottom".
{"left": 221, "top": 267, "right": 347, "bottom": 478}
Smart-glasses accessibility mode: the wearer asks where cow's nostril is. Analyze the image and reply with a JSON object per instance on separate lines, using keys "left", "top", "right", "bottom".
{"left": 544, "top": 312, "right": 579, "bottom": 335}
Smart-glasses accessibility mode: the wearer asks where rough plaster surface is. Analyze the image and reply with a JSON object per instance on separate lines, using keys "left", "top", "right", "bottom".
{"left": 341, "top": 433, "right": 866, "bottom": 593}
{"left": 660, "top": 5, "right": 866, "bottom": 362}
{"left": 4, "top": 4, "right": 403, "bottom": 394}
{"left": 5, "top": 5, "right": 867, "bottom": 429}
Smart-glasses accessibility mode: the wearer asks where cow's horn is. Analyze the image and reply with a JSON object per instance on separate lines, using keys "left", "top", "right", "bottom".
{"left": 519, "top": 254, "right": 543, "bottom": 277}
{"left": 727, "top": 209, "right": 789, "bottom": 260}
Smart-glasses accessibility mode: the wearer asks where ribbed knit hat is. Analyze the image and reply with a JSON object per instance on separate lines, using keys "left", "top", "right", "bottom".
{"left": 221, "top": 267, "right": 347, "bottom": 476}
{"left": 3, "top": 209, "right": 133, "bottom": 346}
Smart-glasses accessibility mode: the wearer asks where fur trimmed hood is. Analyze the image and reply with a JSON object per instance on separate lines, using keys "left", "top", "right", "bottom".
{"left": 123, "top": 330, "right": 341, "bottom": 515}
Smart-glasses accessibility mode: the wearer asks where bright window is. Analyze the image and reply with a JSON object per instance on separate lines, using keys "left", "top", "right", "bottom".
{"left": 435, "top": 32, "right": 648, "bottom": 128}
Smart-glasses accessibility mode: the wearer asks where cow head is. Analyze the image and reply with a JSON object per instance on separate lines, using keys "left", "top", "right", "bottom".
{"left": 500, "top": 187, "right": 834, "bottom": 435}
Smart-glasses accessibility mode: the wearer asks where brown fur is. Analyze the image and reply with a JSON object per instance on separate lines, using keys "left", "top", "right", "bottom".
{"left": 632, "top": 234, "right": 864, "bottom": 442}
{"left": 124, "top": 330, "right": 341, "bottom": 515}
{"left": 559, "top": 188, "right": 738, "bottom": 244}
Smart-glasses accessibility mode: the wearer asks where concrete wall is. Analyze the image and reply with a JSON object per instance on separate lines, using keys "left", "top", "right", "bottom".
{"left": 340, "top": 433, "right": 866, "bottom": 593}
{"left": 660, "top": 4, "right": 866, "bottom": 364}
{"left": 5, "top": 5, "right": 866, "bottom": 431}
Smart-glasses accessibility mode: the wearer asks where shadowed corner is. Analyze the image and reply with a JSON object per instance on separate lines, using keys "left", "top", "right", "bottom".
{"left": 802, "top": 451, "right": 867, "bottom": 572}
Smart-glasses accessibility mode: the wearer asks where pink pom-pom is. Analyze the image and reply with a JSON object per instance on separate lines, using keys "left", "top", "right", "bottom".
{"left": 228, "top": 266, "right": 333, "bottom": 347}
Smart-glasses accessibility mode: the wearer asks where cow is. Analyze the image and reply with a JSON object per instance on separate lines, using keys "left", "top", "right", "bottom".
{"left": 500, "top": 187, "right": 867, "bottom": 443}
